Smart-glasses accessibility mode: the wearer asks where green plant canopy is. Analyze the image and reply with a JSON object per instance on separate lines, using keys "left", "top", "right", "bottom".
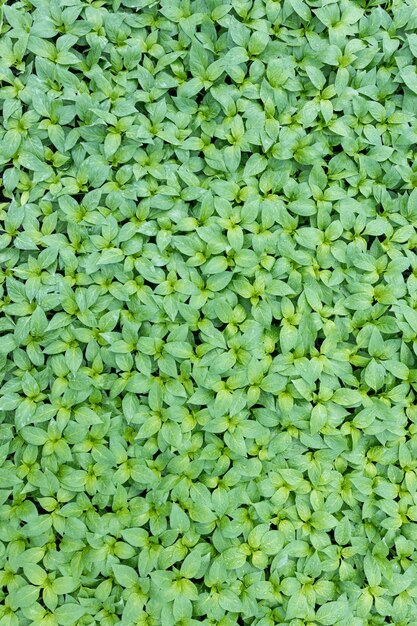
{"left": 1, "top": 0, "right": 417, "bottom": 624}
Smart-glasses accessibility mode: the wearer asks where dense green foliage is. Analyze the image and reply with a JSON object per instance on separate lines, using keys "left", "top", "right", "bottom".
{"left": 2, "top": 0, "right": 417, "bottom": 624}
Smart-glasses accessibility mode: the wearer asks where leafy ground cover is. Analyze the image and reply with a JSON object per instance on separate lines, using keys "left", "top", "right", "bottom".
{"left": 1, "top": 0, "right": 417, "bottom": 624}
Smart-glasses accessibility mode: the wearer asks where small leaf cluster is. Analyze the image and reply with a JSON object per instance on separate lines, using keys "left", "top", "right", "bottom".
{"left": 2, "top": 0, "right": 417, "bottom": 624}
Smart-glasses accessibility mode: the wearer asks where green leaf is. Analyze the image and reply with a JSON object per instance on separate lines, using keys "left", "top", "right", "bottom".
{"left": 400, "top": 66, "right": 417, "bottom": 94}
{"left": 310, "top": 403, "right": 328, "bottom": 434}
{"left": 286, "top": 592, "right": 310, "bottom": 619}
{"left": 97, "top": 248, "right": 124, "bottom": 265}
{"left": 261, "top": 530, "right": 284, "bottom": 555}
{"left": 52, "top": 577, "right": 79, "bottom": 595}
{"left": 363, "top": 553, "right": 381, "bottom": 587}
{"left": 55, "top": 604, "right": 86, "bottom": 625}
{"left": 219, "top": 589, "right": 242, "bottom": 612}
{"left": 364, "top": 359, "right": 386, "bottom": 391}
{"left": 180, "top": 550, "right": 202, "bottom": 579}
{"left": 316, "top": 600, "right": 350, "bottom": 624}
{"left": 9, "top": 585, "right": 39, "bottom": 610}
{"left": 310, "top": 511, "right": 338, "bottom": 531}
{"left": 223, "top": 547, "right": 247, "bottom": 569}
{"left": 332, "top": 388, "right": 362, "bottom": 406}
{"left": 243, "top": 154, "right": 267, "bottom": 178}
{"left": 112, "top": 564, "right": 139, "bottom": 588}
